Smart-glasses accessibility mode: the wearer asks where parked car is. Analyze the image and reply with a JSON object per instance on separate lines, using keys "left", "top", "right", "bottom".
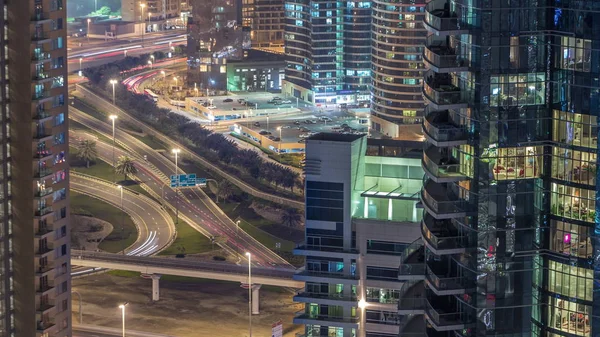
{"left": 273, "top": 137, "right": 281, "bottom": 141}
{"left": 309, "top": 120, "right": 317, "bottom": 124}
{"left": 207, "top": 105, "right": 217, "bottom": 109}
{"left": 304, "top": 120, "right": 312, "bottom": 124}
{"left": 223, "top": 98, "right": 233, "bottom": 102}
{"left": 237, "top": 98, "right": 245, "bottom": 103}
{"left": 300, "top": 127, "right": 310, "bottom": 132}
{"left": 293, "top": 121, "right": 301, "bottom": 125}
{"left": 253, "top": 122, "right": 261, "bottom": 127}
{"left": 267, "top": 135, "right": 275, "bottom": 140}
{"left": 298, "top": 139, "right": 306, "bottom": 143}
{"left": 282, "top": 125, "right": 292, "bottom": 129}
{"left": 281, "top": 100, "right": 292, "bottom": 104}
{"left": 259, "top": 130, "right": 272, "bottom": 135}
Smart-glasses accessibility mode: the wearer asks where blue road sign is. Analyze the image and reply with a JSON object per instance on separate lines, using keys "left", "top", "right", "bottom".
{"left": 197, "top": 178, "right": 207, "bottom": 186}
{"left": 170, "top": 174, "right": 197, "bottom": 188}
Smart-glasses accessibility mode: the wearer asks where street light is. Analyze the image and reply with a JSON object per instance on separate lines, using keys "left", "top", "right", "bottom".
{"left": 173, "top": 76, "right": 178, "bottom": 90}
{"left": 245, "top": 252, "right": 252, "bottom": 337}
{"left": 118, "top": 302, "right": 129, "bottom": 337}
{"left": 109, "top": 79, "right": 118, "bottom": 105}
{"left": 87, "top": 19, "right": 91, "bottom": 43}
{"left": 117, "top": 185, "right": 125, "bottom": 254}
{"left": 172, "top": 148, "right": 181, "bottom": 224}
{"left": 236, "top": 220, "right": 240, "bottom": 234}
{"left": 109, "top": 115, "right": 118, "bottom": 183}
{"left": 148, "top": 60, "right": 153, "bottom": 69}
{"left": 150, "top": 55, "right": 155, "bottom": 63}
{"left": 277, "top": 126, "right": 282, "bottom": 152}
{"left": 160, "top": 70, "right": 166, "bottom": 81}
{"left": 79, "top": 58, "right": 83, "bottom": 73}
{"left": 140, "top": 3, "right": 146, "bottom": 46}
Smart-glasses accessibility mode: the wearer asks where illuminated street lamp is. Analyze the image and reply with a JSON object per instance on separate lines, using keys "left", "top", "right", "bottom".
{"left": 140, "top": 3, "right": 146, "bottom": 46}
{"left": 118, "top": 303, "right": 129, "bottom": 337}
{"left": 172, "top": 148, "right": 181, "bottom": 224}
{"left": 277, "top": 126, "right": 282, "bottom": 152}
{"left": 87, "top": 19, "right": 91, "bottom": 43}
{"left": 109, "top": 115, "right": 118, "bottom": 182}
{"left": 79, "top": 58, "right": 83, "bottom": 73}
{"left": 148, "top": 60, "right": 153, "bottom": 69}
{"left": 245, "top": 252, "right": 252, "bottom": 337}
{"left": 109, "top": 79, "right": 118, "bottom": 105}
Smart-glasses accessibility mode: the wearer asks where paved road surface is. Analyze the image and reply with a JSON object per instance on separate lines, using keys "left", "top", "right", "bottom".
{"left": 74, "top": 324, "right": 177, "bottom": 337}
{"left": 69, "top": 108, "right": 293, "bottom": 269}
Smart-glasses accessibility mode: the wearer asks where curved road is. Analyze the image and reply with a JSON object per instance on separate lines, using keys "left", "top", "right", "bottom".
{"left": 69, "top": 118, "right": 292, "bottom": 268}
{"left": 70, "top": 174, "right": 175, "bottom": 276}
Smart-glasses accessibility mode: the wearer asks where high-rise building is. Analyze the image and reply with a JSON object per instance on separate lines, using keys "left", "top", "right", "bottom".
{"left": 282, "top": 0, "right": 372, "bottom": 105}
{"left": 187, "top": 0, "right": 248, "bottom": 91}
{"left": 122, "top": 0, "right": 181, "bottom": 21}
{"left": 11, "top": 0, "right": 71, "bottom": 336}
{"left": 294, "top": 134, "right": 424, "bottom": 337}
{"left": 370, "top": 0, "right": 427, "bottom": 138}
{"left": 242, "top": 0, "right": 285, "bottom": 49}
{"left": 399, "top": 0, "right": 600, "bottom": 336}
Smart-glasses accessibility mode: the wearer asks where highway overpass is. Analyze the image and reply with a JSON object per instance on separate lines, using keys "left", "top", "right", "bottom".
{"left": 71, "top": 251, "right": 303, "bottom": 312}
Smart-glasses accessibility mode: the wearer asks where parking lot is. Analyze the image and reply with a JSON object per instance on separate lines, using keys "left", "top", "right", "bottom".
{"left": 203, "top": 92, "right": 302, "bottom": 112}
{"left": 234, "top": 114, "right": 370, "bottom": 145}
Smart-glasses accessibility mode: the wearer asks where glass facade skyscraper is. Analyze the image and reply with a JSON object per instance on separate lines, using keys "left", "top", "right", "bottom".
{"left": 399, "top": 1, "right": 600, "bottom": 337}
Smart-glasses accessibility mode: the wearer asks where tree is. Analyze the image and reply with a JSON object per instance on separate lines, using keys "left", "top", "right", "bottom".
{"left": 281, "top": 208, "right": 302, "bottom": 228}
{"left": 216, "top": 180, "right": 235, "bottom": 203}
{"left": 115, "top": 156, "right": 137, "bottom": 181}
{"left": 76, "top": 140, "right": 98, "bottom": 168}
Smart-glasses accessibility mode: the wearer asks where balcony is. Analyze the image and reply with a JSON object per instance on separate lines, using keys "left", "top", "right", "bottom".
{"left": 423, "top": 108, "right": 467, "bottom": 147}
{"left": 31, "top": 13, "right": 51, "bottom": 23}
{"left": 32, "top": 91, "right": 52, "bottom": 102}
{"left": 33, "top": 131, "right": 53, "bottom": 143}
{"left": 397, "top": 280, "right": 425, "bottom": 314}
{"left": 35, "top": 225, "right": 53, "bottom": 238}
{"left": 294, "top": 310, "right": 359, "bottom": 328}
{"left": 425, "top": 263, "right": 473, "bottom": 296}
{"left": 33, "top": 111, "right": 53, "bottom": 122}
{"left": 422, "top": 146, "right": 467, "bottom": 183}
{"left": 31, "top": 34, "right": 52, "bottom": 44}
{"left": 35, "top": 187, "right": 53, "bottom": 199}
{"left": 35, "top": 206, "right": 53, "bottom": 218}
{"left": 34, "top": 169, "right": 53, "bottom": 179}
{"left": 421, "top": 180, "right": 469, "bottom": 219}
{"left": 424, "top": 298, "right": 474, "bottom": 331}
{"left": 294, "top": 291, "right": 357, "bottom": 306}
{"left": 424, "top": 0, "right": 467, "bottom": 36}
{"left": 423, "top": 72, "right": 468, "bottom": 110}
{"left": 36, "top": 301, "right": 55, "bottom": 313}
{"left": 421, "top": 213, "right": 468, "bottom": 255}
{"left": 32, "top": 52, "right": 52, "bottom": 63}
{"left": 398, "top": 314, "right": 426, "bottom": 337}
{"left": 398, "top": 238, "right": 425, "bottom": 280}
{"left": 293, "top": 270, "right": 359, "bottom": 285}
{"left": 37, "top": 320, "right": 55, "bottom": 332}
{"left": 36, "top": 263, "right": 54, "bottom": 276}
{"left": 423, "top": 36, "right": 468, "bottom": 73}
{"left": 293, "top": 243, "right": 359, "bottom": 259}
{"left": 35, "top": 245, "right": 53, "bottom": 257}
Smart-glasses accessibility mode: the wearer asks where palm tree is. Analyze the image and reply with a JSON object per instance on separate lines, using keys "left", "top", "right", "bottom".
{"left": 76, "top": 140, "right": 98, "bottom": 168}
{"left": 115, "top": 155, "right": 138, "bottom": 181}
{"left": 281, "top": 208, "right": 302, "bottom": 228}
{"left": 216, "top": 180, "right": 234, "bottom": 203}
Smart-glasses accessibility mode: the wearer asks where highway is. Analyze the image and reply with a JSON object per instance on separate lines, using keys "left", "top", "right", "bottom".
{"left": 69, "top": 106, "right": 293, "bottom": 269}
{"left": 68, "top": 32, "right": 187, "bottom": 73}
{"left": 71, "top": 251, "right": 304, "bottom": 288}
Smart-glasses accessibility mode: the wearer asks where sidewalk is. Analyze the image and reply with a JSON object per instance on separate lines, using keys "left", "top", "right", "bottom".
{"left": 74, "top": 324, "right": 179, "bottom": 337}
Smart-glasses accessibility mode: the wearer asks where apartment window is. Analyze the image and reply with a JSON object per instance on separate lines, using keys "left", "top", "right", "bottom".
{"left": 60, "top": 225, "right": 66, "bottom": 237}
{"left": 366, "top": 240, "right": 406, "bottom": 255}
{"left": 62, "top": 299, "right": 68, "bottom": 312}
{"left": 54, "top": 132, "right": 65, "bottom": 145}
{"left": 556, "top": 36, "right": 591, "bottom": 72}
{"left": 61, "top": 244, "right": 67, "bottom": 256}
{"left": 54, "top": 151, "right": 66, "bottom": 164}
{"left": 306, "top": 181, "right": 344, "bottom": 222}
{"left": 52, "top": 56, "right": 64, "bottom": 69}
{"left": 547, "top": 296, "right": 590, "bottom": 336}
{"left": 366, "top": 266, "right": 398, "bottom": 280}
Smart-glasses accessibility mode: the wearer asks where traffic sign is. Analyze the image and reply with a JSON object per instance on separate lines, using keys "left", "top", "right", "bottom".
{"left": 170, "top": 174, "right": 197, "bottom": 188}
{"left": 197, "top": 177, "right": 207, "bottom": 186}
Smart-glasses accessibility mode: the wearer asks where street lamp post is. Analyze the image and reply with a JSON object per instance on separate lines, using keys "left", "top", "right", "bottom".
{"left": 277, "top": 126, "right": 282, "bottom": 152}
{"left": 236, "top": 220, "right": 240, "bottom": 234}
{"left": 87, "top": 19, "right": 91, "bottom": 43}
{"left": 140, "top": 3, "right": 146, "bottom": 46}
{"left": 245, "top": 252, "right": 252, "bottom": 337}
{"left": 172, "top": 148, "right": 181, "bottom": 224}
{"left": 148, "top": 60, "right": 153, "bottom": 69}
{"left": 110, "top": 79, "right": 118, "bottom": 105}
{"left": 79, "top": 58, "right": 83, "bottom": 73}
{"left": 117, "top": 185, "right": 125, "bottom": 254}
{"left": 118, "top": 303, "right": 129, "bottom": 337}
{"left": 109, "top": 115, "right": 118, "bottom": 183}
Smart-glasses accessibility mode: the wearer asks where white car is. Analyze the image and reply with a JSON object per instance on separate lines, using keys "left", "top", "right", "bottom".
{"left": 207, "top": 105, "right": 217, "bottom": 110}
{"left": 281, "top": 100, "right": 292, "bottom": 104}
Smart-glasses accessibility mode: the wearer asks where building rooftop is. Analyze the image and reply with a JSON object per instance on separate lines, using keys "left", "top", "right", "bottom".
{"left": 229, "top": 49, "right": 285, "bottom": 63}
{"left": 307, "top": 133, "right": 364, "bottom": 143}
